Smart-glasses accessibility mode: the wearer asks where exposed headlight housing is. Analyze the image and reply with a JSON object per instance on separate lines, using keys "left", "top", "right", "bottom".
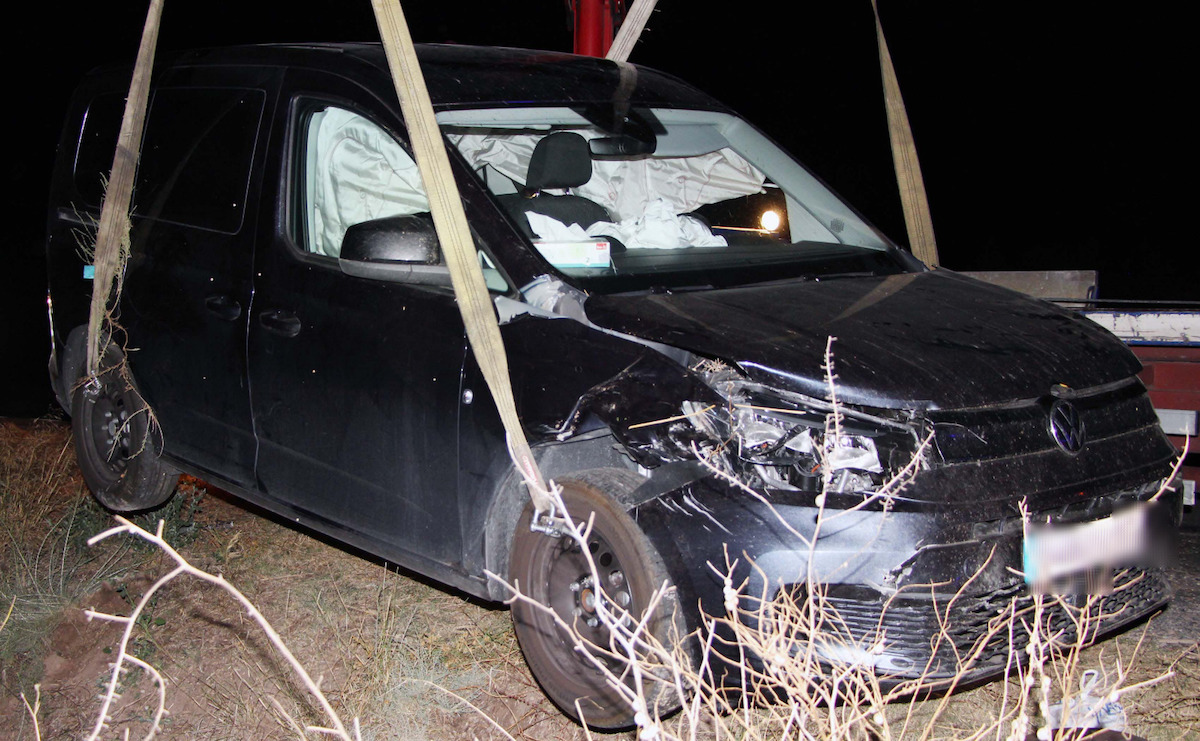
{"left": 681, "top": 376, "right": 922, "bottom": 495}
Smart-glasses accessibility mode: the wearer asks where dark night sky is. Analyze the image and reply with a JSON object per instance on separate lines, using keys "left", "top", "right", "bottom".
{"left": 3, "top": 1, "right": 1193, "bottom": 414}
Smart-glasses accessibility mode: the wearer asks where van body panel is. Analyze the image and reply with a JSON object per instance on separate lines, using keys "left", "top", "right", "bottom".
{"left": 46, "top": 43, "right": 1181, "bottom": 700}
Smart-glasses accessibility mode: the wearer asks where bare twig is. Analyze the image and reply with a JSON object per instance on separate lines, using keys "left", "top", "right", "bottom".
{"left": 83, "top": 517, "right": 362, "bottom": 741}
{"left": 1, "top": 595, "right": 14, "bottom": 633}
{"left": 20, "top": 683, "right": 42, "bottom": 741}
{"left": 486, "top": 337, "right": 1178, "bottom": 740}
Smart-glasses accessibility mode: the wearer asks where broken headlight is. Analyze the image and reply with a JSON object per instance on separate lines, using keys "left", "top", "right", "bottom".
{"left": 681, "top": 379, "right": 921, "bottom": 494}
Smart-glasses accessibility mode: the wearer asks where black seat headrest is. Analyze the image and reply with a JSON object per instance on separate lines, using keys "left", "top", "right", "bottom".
{"left": 525, "top": 132, "right": 592, "bottom": 191}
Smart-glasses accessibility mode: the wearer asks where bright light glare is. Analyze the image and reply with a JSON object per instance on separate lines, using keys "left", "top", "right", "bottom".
{"left": 760, "top": 209, "right": 781, "bottom": 232}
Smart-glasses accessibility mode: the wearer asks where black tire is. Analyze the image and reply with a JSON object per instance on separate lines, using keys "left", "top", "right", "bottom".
{"left": 510, "top": 469, "right": 683, "bottom": 729}
{"left": 71, "top": 350, "right": 178, "bottom": 512}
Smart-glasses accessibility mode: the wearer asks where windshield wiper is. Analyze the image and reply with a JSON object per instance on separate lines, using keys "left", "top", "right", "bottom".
{"left": 648, "top": 284, "right": 715, "bottom": 294}
{"left": 733, "top": 275, "right": 816, "bottom": 289}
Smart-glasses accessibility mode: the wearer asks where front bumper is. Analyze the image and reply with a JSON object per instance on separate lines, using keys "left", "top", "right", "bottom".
{"left": 632, "top": 465, "right": 1181, "bottom": 689}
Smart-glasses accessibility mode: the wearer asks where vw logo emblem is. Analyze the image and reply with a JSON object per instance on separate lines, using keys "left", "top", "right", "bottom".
{"left": 1048, "top": 399, "right": 1085, "bottom": 454}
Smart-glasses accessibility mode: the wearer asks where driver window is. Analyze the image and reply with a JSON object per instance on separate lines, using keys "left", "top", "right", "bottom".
{"left": 301, "top": 105, "right": 431, "bottom": 257}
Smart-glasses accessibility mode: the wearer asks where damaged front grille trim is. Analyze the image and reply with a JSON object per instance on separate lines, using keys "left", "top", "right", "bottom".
{"left": 678, "top": 375, "right": 927, "bottom": 495}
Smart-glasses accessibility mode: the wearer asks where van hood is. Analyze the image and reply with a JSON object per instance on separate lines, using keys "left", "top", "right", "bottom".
{"left": 583, "top": 270, "right": 1140, "bottom": 410}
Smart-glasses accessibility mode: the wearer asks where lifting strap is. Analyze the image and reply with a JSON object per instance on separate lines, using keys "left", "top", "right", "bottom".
{"left": 872, "top": 0, "right": 939, "bottom": 267}
{"left": 88, "top": 1, "right": 656, "bottom": 514}
{"left": 371, "top": 0, "right": 554, "bottom": 512}
{"left": 86, "top": 0, "right": 164, "bottom": 377}
{"left": 606, "top": 0, "right": 657, "bottom": 62}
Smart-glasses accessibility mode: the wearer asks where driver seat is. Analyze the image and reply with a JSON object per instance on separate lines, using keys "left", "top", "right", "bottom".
{"left": 500, "top": 132, "right": 612, "bottom": 238}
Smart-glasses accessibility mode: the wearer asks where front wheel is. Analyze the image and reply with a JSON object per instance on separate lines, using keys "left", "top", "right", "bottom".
{"left": 510, "top": 469, "right": 683, "bottom": 729}
{"left": 72, "top": 351, "right": 178, "bottom": 512}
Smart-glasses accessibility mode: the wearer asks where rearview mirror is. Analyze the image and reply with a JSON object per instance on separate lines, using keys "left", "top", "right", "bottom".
{"left": 589, "top": 135, "right": 656, "bottom": 157}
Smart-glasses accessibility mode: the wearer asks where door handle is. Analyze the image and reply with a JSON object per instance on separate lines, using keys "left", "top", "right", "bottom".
{"left": 259, "top": 309, "right": 302, "bottom": 338}
{"left": 204, "top": 294, "right": 242, "bottom": 321}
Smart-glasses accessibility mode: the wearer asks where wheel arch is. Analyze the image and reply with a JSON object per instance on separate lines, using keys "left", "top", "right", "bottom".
{"left": 54, "top": 324, "right": 90, "bottom": 415}
{"left": 481, "top": 430, "right": 640, "bottom": 601}
{"left": 507, "top": 467, "right": 690, "bottom": 728}
{"left": 71, "top": 335, "right": 179, "bottom": 512}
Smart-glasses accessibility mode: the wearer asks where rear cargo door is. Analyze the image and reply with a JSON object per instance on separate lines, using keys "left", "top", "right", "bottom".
{"left": 54, "top": 67, "right": 280, "bottom": 488}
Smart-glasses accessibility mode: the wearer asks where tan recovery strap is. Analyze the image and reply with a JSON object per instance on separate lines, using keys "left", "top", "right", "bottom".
{"left": 88, "top": 1, "right": 654, "bottom": 514}
{"left": 371, "top": 0, "right": 554, "bottom": 512}
{"left": 86, "top": 0, "right": 164, "bottom": 377}
{"left": 606, "top": 0, "right": 657, "bottom": 62}
{"left": 872, "top": 0, "right": 939, "bottom": 267}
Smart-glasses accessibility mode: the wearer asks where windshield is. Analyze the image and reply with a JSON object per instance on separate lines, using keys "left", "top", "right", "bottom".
{"left": 439, "top": 107, "right": 907, "bottom": 293}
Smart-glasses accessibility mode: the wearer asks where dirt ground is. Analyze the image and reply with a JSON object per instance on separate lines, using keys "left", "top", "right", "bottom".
{"left": 2, "top": 418, "right": 1198, "bottom": 739}
{"left": 0, "top": 419, "right": 591, "bottom": 740}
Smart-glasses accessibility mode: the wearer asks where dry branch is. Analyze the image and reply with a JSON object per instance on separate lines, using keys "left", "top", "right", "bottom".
{"left": 488, "top": 339, "right": 1177, "bottom": 740}
{"left": 83, "top": 517, "right": 361, "bottom": 741}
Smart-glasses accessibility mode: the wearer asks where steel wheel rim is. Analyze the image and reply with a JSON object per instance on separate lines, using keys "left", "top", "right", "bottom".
{"left": 88, "top": 384, "right": 133, "bottom": 473}
{"left": 541, "top": 527, "right": 635, "bottom": 671}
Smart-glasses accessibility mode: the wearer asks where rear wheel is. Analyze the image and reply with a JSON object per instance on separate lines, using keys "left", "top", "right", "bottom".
{"left": 510, "top": 469, "right": 682, "bottom": 729}
{"left": 72, "top": 351, "right": 178, "bottom": 512}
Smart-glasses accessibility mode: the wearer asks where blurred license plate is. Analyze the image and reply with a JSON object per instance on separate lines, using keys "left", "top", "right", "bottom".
{"left": 1023, "top": 505, "right": 1148, "bottom": 586}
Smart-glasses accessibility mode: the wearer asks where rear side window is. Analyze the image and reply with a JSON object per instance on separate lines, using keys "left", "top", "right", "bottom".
{"left": 73, "top": 87, "right": 265, "bottom": 233}
{"left": 136, "top": 88, "right": 265, "bottom": 232}
{"left": 74, "top": 94, "right": 125, "bottom": 207}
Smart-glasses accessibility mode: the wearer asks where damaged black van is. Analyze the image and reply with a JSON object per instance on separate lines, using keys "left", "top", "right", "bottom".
{"left": 46, "top": 43, "right": 1182, "bottom": 727}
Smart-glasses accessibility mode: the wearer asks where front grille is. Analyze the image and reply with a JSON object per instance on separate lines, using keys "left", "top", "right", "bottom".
{"left": 784, "top": 567, "right": 1169, "bottom": 681}
{"left": 929, "top": 380, "right": 1159, "bottom": 465}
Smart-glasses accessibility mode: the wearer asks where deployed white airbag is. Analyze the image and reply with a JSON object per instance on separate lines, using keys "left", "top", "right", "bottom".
{"left": 311, "top": 108, "right": 430, "bottom": 257}
{"left": 526, "top": 200, "right": 726, "bottom": 250}
{"left": 450, "top": 132, "right": 766, "bottom": 222}
{"left": 525, "top": 212, "right": 593, "bottom": 242}
{"left": 585, "top": 151, "right": 765, "bottom": 223}
{"left": 590, "top": 199, "right": 727, "bottom": 249}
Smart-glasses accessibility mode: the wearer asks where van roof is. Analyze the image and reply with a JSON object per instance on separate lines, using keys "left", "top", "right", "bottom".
{"left": 121, "top": 42, "right": 727, "bottom": 113}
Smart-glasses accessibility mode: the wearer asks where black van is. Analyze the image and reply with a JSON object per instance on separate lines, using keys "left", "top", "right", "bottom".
{"left": 46, "top": 43, "right": 1181, "bottom": 727}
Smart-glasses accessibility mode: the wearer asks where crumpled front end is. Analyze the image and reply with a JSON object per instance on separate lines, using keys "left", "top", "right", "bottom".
{"left": 498, "top": 275, "right": 1181, "bottom": 688}
{"left": 624, "top": 366, "right": 1181, "bottom": 688}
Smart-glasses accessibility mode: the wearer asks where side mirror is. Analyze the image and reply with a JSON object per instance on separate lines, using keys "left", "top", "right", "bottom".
{"left": 340, "top": 213, "right": 440, "bottom": 264}
{"left": 338, "top": 214, "right": 453, "bottom": 286}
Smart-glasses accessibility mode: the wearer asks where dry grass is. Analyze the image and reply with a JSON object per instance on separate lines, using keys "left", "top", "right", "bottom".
{"left": 503, "top": 500, "right": 1198, "bottom": 739}
{"left": 0, "top": 418, "right": 590, "bottom": 741}
{"left": 0, "top": 421, "right": 124, "bottom": 686}
{"left": 494, "top": 341, "right": 1200, "bottom": 741}
{"left": 2, "top": 415, "right": 1198, "bottom": 740}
